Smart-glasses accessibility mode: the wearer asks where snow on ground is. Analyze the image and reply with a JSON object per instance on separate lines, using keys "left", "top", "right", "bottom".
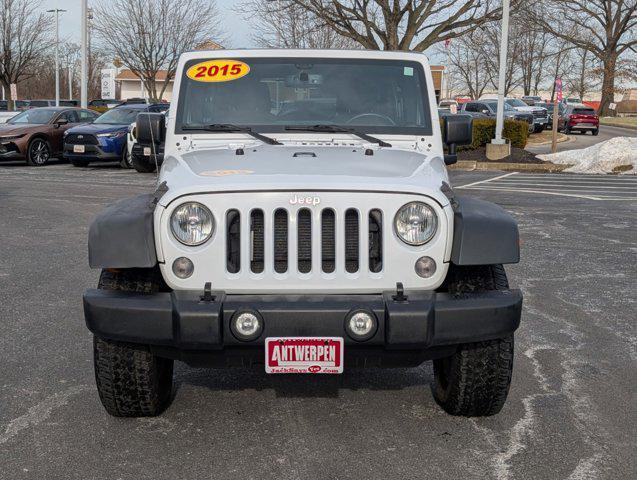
{"left": 537, "top": 137, "right": 637, "bottom": 174}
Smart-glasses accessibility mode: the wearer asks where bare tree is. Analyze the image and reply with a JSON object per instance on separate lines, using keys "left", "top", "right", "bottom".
{"left": 442, "top": 31, "right": 492, "bottom": 99}
{"left": 534, "top": 0, "right": 637, "bottom": 115}
{"left": 93, "top": 0, "right": 224, "bottom": 102}
{"left": 562, "top": 48, "right": 601, "bottom": 100}
{"left": 0, "top": 0, "right": 52, "bottom": 108}
{"left": 240, "top": 1, "right": 358, "bottom": 48}
{"left": 515, "top": 21, "right": 552, "bottom": 96}
{"left": 279, "top": 0, "right": 510, "bottom": 51}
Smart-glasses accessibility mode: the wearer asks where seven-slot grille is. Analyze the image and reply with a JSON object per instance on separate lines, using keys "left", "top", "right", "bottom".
{"left": 225, "top": 207, "right": 383, "bottom": 275}
{"left": 532, "top": 109, "right": 547, "bottom": 119}
{"left": 65, "top": 133, "right": 99, "bottom": 145}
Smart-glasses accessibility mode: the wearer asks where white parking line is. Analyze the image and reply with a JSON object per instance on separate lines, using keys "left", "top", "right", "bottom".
{"left": 488, "top": 182, "right": 637, "bottom": 190}
{"left": 454, "top": 172, "right": 518, "bottom": 188}
{"left": 456, "top": 173, "right": 637, "bottom": 201}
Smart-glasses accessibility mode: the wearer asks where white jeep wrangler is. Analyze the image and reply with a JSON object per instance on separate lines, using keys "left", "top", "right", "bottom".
{"left": 84, "top": 50, "right": 522, "bottom": 418}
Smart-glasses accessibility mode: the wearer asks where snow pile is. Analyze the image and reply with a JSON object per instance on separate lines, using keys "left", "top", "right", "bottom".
{"left": 537, "top": 137, "right": 637, "bottom": 174}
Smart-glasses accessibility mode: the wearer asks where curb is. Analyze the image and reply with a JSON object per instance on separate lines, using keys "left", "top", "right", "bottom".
{"left": 526, "top": 132, "right": 570, "bottom": 147}
{"left": 449, "top": 160, "right": 570, "bottom": 173}
{"left": 600, "top": 121, "right": 637, "bottom": 131}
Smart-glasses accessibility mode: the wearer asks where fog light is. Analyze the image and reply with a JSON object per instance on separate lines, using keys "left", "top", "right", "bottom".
{"left": 345, "top": 310, "right": 377, "bottom": 341}
{"left": 415, "top": 256, "right": 436, "bottom": 278}
{"left": 231, "top": 311, "right": 263, "bottom": 341}
{"left": 172, "top": 257, "right": 194, "bottom": 279}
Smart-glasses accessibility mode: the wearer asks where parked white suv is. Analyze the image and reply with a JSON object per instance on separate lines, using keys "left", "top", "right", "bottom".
{"left": 83, "top": 50, "right": 522, "bottom": 418}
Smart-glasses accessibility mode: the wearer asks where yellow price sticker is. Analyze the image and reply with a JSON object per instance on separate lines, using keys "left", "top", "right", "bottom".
{"left": 186, "top": 60, "right": 250, "bottom": 83}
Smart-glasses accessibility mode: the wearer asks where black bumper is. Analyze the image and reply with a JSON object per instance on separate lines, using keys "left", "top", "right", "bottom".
{"left": 84, "top": 289, "right": 522, "bottom": 364}
{"left": 63, "top": 145, "right": 120, "bottom": 162}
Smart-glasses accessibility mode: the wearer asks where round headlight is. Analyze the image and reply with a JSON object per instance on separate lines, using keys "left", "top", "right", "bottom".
{"left": 170, "top": 202, "right": 214, "bottom": 246}
{"left": 394, "top": 202, "right": 438, "bottom": 246}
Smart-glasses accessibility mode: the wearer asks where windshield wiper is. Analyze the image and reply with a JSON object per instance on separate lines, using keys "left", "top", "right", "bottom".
{"left": 182, "top": 124, "right": 282, "bottom": 145}
{"left": 284, "top": 124, "right": 392, "bottom": 147}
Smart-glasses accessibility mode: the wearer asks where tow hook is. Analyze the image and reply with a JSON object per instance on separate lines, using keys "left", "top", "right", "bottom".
{"left": 200, "top": 282, "right": 215, "bottom": 303}
{"left": 392, "top": 282, "right": 408, "bottom": 302}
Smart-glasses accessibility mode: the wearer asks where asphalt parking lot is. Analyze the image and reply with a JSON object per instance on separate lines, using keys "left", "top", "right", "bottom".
{"left": 0, "top": 164, "right": 635, "bottom": 480}
{"left": 526, "top": 124, "right": 637, "bottom": 155}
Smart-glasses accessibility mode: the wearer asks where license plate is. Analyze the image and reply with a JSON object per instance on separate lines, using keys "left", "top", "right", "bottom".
{"left": 73, "top": 144, "right": 85, "bottom": 153}
{"left": 265, "top": 337, "right": 344, "bottom": 374}
{"left": 577, "top": 123, "right": 594, "bottom": 128}
{"left": 143, "top": 147, "right": 151, "bottom": 156}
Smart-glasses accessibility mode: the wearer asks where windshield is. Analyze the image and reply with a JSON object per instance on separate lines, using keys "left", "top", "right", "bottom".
{"left": 95, "top": 107, "right": 144, "bottom": 125}
{"left": 176, "top": 57, "right": 432, "bottom": 135}
{"left": 8, "top": 109, "right": 57, "bottom": 124}
{"left": 505, "top": 99, "right": 528, "bottom": 108}
{"left": 573, "top": 108, "right": 595, "bottom": 115}
{"left": 484, "top": 102, "right": 516, "bottom": 112}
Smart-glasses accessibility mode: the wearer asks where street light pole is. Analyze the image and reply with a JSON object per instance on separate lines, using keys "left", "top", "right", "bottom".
{"left": 81, "top": 0, "right": 88, "bottom": 108}
{"left": 493, "top": 0, "right": 510, "bottom": 145}
{"left": 69, "top": 64, "right": 73, "bottom": 99}
{"left": 47, "top": 8, "right": 66, "bottom": 107}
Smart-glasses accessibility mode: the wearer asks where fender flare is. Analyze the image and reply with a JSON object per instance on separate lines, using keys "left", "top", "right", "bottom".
{"left": 450, "top": 195, "right": 520, "bottom": 265}
{"left": 88, "top": 193, "right": 158, "bottom": 269}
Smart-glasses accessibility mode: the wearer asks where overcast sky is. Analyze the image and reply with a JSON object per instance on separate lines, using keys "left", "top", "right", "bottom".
{"left": 42, "top": 0, "right": 443, "bottom": 64}
{"left": 43, "top": 0, "right": 253, "bottom": 48}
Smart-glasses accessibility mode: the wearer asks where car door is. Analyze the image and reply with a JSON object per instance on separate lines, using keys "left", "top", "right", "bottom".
{"left": 558, "top": 105, "right": 568, "bottom": 129}
{"left": 50, "top": 110, "right": 79, "bottom": 152}
{"left": 78, "top": 108, "right": 100, "bottom": 124}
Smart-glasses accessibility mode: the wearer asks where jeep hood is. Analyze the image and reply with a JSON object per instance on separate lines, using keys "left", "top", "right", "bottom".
{"left": 157, "top": 145, "right": 450, "bottom": 207}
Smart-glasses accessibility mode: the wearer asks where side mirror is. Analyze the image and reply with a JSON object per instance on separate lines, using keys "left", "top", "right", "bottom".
{"left": 443, "top": 114, "right": 473, "bottom": 165}
{"left": 55, "top": 118, "right": 69, "bottom": 127}
{"left": 136, "top": 112, "right": 165, "bottom": 146}
{"left": 481, "top": 109, "right": 490, "bottom": 115}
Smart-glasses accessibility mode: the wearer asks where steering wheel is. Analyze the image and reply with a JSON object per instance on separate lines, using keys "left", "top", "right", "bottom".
{"left": 346, "top": 113, "right": 396, "bottom": 126}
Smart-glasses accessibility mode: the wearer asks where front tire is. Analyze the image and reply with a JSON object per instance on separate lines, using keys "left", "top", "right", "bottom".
{"left": 26, "top": 138, "right": 51, "bottom": 166}
{"left": 120, "top": 147, "right": 133, "bottom": 168}
{"left": 432, "top": 265, "right": 515, "bottom": 417}
{"left": 93, "top": 269, "right": 173, "bottom": 417}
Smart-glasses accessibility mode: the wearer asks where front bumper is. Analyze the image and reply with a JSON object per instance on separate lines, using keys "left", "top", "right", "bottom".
{"left": 63, "top": 138, "right": 124, "bottom": 162}
{"left": 84, "top": 289, "right": 522, "bottom": 366}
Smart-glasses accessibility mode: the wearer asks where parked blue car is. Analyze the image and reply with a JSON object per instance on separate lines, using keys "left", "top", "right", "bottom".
{"left": 63, "top": 103, "right": 168, "bottom": 168}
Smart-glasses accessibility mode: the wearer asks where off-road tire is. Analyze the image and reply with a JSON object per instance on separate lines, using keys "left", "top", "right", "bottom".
{"left": 93, "top": 268, "right": 173, "bottom": 417}
{"left": 70, "top": 158, "right": 89, "bottom": 167}
{"left": 132, "top": 153, "right": 157, "bottom": 173}
{"left": 432, "top": 264, "right": 515, "bottom": 417}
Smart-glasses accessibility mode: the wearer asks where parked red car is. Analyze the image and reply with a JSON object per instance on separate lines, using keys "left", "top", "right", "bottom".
{"left": 558, "top": 104, "right": 599, "bottom": 135}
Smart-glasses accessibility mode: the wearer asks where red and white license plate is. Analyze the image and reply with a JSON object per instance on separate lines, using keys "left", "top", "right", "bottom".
{"left": 265, "top": 337, "right": 344, "bottom": 374}
{"left": 73, "top": 144, "right": 85, "bottom": 153}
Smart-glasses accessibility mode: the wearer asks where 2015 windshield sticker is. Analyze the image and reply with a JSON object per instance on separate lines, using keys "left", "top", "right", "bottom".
{"left": 186, "top": 60, "right": 250, "bottom": 82}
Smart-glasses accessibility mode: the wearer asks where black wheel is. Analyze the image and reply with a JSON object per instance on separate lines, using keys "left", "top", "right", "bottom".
{"left": 592, "top": 128, "right": 599, "bottom": 136}
{"left": 132, "top": 153, "right": 157, "bottom": 173}
{"left": 564, "top": 125, "right": 571, "bottom": 134}
{"left": 26, "top": 138, "right": 51, "bottom": 166}
{"left": 432, "top": 265, "right": 515, "bottom": 417}
{"left": 533, "top": 124, "right": 544, "bottom": 133}
{"left": 70, "top": 158, "right": 90, "bottom": 167}
{"left": 119, "top": 147, "right": 133, "bottom": 168}
{"left": 93, "top": 269, "right": 173, "bottom": 417}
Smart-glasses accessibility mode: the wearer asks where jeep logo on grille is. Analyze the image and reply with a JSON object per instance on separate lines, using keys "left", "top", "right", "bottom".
{"left": 289, "top": 194, "right": 321, "bottom": 206}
